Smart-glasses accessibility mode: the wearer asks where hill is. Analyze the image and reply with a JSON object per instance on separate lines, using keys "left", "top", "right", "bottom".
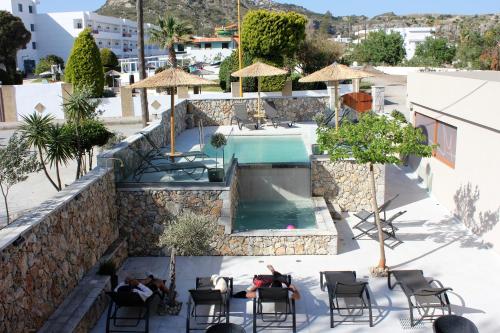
{"left": 97, "top": 0, "right": 500, "bottom": 40}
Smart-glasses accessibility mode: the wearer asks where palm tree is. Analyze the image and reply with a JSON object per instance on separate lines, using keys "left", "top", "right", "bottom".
{"left": 63, "top": 88, "right": 101, "bottom": 179}
{"left": 19, "top": 113, "right": 60, "bottom": 191}
{"left": 149, "top": 15, "right": 193, "bottom": 68}
{"left": 46, "top": 124, "right": 73, "bottom": 190}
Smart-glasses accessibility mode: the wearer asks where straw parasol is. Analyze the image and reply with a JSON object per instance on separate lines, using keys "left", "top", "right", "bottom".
{"left": 299, "top": 63, "right": 373, "bottom": 129}
{"left": 231, "top": 62, "right": 288, "bottom": 117}
{"left": 130, "top": 68, "right": 216, "bottom": 159}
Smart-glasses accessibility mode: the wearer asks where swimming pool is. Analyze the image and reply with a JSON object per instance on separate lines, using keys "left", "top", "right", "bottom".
{"left": 204, "top": 135, "right": 309, "bottom": 164}
{"left": 234, "top": 199, "right": 317, "bottom": 231}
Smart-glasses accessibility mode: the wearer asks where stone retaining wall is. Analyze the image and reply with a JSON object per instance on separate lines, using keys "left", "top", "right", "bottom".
{"left": 188, "top": 96, "right": 329, "bottom": 126}
{"left": 0, "top": 168, "right": 119, "bottom": 333}
{"left": 311, "top": 157, "right": 385, "bottom": 212}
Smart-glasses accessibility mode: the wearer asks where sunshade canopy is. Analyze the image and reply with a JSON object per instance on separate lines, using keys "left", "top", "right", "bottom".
{"left": 299, "top": 63, "right": 373, "bottom": 83}
{"left": 231, "top": 61, "right": 287, "bottom": 78}
{"left": 129, "top": 67, "right": 216, "bottom": 89}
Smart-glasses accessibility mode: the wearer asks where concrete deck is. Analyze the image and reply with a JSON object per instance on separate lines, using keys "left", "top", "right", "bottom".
{"left": 91, "top": 164, "right": 500, "bottom": 333}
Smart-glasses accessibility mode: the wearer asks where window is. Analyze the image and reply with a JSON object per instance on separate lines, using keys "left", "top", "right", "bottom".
{"left": 30, "top": 24, "right": 35, "bottom": 32}
{"left": 222, "top": 42, "right": 229, "bottom": 49}
{"left": 18, "top": 3, "right": 23, "bottom": 12}
{"left": 177, "top": 44, "right": 185, "bottom": 52}
{"left": 32, "top": 42, "right": 36, "bottom": 49}
{"left": 436, "top": 121, "right": 457, "bottom": 167}
{"left": 28, "top": 5, "right": 33, "bottom": 13}
{"left": 415, "top": 112, "right": 457, "bottom": 167}
{"left": 204, "top": 43, "right": 212, "bottom": 49}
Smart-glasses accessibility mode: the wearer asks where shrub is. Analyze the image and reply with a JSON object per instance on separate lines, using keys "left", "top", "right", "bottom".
{"left": 291, "top": 72, "right": 326, "bottom": 91}
{"left": 158, "top": 211, "right": 217, "bottom": 256}
{"left": 210, "top": 133, "right": 227, "bottom": 149}
{"left": 65, "top": 29, "right": 104, "bottom": 97}
{"left": 35, "top": 55, "right": 64, "bottom": 75}
{"left": 100, "top": 48, "right": 119, "bottom": 71}
{"left": 219, "top": 50, "right": 256, "bottom": 92}
{"left": 391, "top": 109, "right": 407, "bottom": 123}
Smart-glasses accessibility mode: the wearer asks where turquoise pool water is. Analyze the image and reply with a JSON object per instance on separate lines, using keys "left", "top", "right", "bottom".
{"left": 234, "top": 199, "right": 317, "bottom": 231}
{"left": 204, "top": 135, "right": 309, "bottom": 164}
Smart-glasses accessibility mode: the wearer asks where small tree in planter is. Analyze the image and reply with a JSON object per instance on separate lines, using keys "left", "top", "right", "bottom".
{"left": 208, "top": 133, "right": 227, "bottom": 182}
{"left": 158, "top": 210, "right": 217, "bottom": 314}
{"left": 317, "top": 112, "right": 433, "bottom": 276}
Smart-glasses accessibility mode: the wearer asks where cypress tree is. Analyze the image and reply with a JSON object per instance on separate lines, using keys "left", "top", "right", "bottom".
{"left": 65, "top": 29, "right": 104, "bottom": 97}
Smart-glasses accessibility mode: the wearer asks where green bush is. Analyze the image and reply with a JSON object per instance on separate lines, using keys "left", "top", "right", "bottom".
{"left": 100, "top": 48, "right": 119, "bottom": 71}
{"left": 219, "top": 50, "right": 256, "bottom": 92}
{"left": 391, "top": 110, "right": 407, "bottom": 123}
{"left": 242, "top": 10, "right": 307, "bottom": 63}
{"left": 158, "top": 211, "right": 217, "bottom": 256}
{"left": 35, "top": 55, "right": 64, "bottom": 75}
{"left": 290, "top": 72, "right": 326, "bottom": 91}
{"left": 65, "top": 29, "right": 104, "bottom": 97}
{"left": 352, "top": 30, "right": 406, "bottom": 65}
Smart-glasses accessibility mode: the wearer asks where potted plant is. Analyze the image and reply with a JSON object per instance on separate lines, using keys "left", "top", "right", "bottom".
{"left": 97, "top": 260, "right": 118, "bottom": 290}
{"left": 158, "top": 211, "right": 217, "bottom": 315}
{"left": 208, "top": 133, "right": 227, "bottom": 182}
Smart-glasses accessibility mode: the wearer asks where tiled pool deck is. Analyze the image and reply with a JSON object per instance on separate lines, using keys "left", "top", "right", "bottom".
{"left": 92, "top": 164, "right": 500, "bottom": 332}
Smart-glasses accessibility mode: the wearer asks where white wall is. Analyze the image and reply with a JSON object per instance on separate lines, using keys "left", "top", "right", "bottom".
{"left": 36, "top": 12, "right": 83, "bottom": 61}
{"left": 408, "top": 71, "right": 500, "bottom": 252}
{"left": 14, "top": 82, "right": 66, "bottom": 119}
{"left": 375, "top": 66, "right": 459, "bottom": 76}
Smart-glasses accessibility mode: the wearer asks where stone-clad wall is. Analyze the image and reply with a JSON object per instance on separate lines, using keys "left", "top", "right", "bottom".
{"left": 118, "top": 187, "right": 226, "bottom": 255}
{"left": 212, "top": 232, "right": 336, "bottom": 256}
{"left": 0, "top": 168, "right": 119, "bottom": 333}
{"left": 311, "top": 158, "right": 385, "bottom": 212}
{"left": 188, "top": 96, "right": 329, "bottom": 126}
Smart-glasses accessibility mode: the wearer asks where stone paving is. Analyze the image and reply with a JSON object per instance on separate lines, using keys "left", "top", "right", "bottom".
{"left": 91, "top": 165, "right": 500, "bottom": 333}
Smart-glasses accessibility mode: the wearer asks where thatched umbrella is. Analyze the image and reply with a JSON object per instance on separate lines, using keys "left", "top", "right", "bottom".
{"left": 130, "top": 68, "right": 216, "bottom": 158}
{"left": 231, "top": 62, "right": 288, "bottom": 117}
{"left": 299, "top": 63, "right": 373, "bottom": 129}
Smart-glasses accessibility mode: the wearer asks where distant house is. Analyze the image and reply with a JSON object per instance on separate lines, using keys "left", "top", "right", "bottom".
{"left": 407, "top": 71, "right": 500, "bottom": 249}
{"left": 174, "top": 36, "right": 238, "bottom": 63}
{"left": 355, "top": 27, "right": 435, "bottom": 59}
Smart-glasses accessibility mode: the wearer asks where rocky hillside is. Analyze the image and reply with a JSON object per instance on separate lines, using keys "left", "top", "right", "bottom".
{"left": 97, "top": 0, "right": 332, "bottom": 35}
{"left": 97, "top": 0, "right": 499, "bottom": 39}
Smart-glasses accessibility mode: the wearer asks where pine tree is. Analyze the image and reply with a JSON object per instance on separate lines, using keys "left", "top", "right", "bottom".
{"left": 65, "top": 29, "right": 104, "bottom": 97}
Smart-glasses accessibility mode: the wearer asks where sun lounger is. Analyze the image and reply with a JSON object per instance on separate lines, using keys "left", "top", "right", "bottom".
{"left": 353, "top": 209, "right": 406, "bottom": 248}
{"left": 138, "top": 131, "right": 206, "bottom": 162}
{"left": 263, "top": 100, "right": 294, "bottom": 128}
{"left": 320, "top": 271, "right": 373, "bottom": 328}
{"left": 186, "top": 277, "right": 233, "bottom": 332}
{"left": 231, "top": 103, "right": 258, "bottom": 130}
{"left": 253, "top": 276, "right": 296, "bottom": 333}
{"left": 388, "top": 270, "right": 452, "bottom": 327}
{"left": 352, "top": 195, "right": 403, "bottom": 243}
{"left": 130, "top": 147, "right": 207, "bottom": 181}
{"left": 105, "top": 291, "right": 158, "bottom": 333}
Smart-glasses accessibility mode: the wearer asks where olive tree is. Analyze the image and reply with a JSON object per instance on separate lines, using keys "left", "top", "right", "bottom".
{"left": 0, "top": 133, "right": 40, "bottom": 225}
{"left": 317, "top": 113, "right": 433, "bottom": 275}
{"left": 158, "top": 211, "right": 217, "bottom": 311}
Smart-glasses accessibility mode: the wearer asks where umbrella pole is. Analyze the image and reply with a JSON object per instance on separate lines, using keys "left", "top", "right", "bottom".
{"left": 334, "top": 81, "right": 339, "bottom": 130}
{"left": 170, "top": 88, "right": 175, "bottom": 162}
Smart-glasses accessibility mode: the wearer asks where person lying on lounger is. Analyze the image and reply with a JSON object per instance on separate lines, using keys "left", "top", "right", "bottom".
{"left": 115, "top": 274, "right": 169, "bottom": 300}
{"left": 245, "top": 265, "right": 300, "bottom": 300}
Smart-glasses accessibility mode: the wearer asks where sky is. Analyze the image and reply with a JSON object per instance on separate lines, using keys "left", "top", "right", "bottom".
{"left": 37, "top": 0, "right": 500, "bottom": 16}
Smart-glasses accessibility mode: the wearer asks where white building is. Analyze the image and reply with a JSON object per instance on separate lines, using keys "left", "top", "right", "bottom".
{"left": 36, "top": 11, "right": 163, "bottom": 63}
{"left": 408, "top": 71, "right": 500, "bottom": 251}
{"left": 355, "top": 27, "right": 435, "bottom": 59}
{"left": 0, "top": 0, "right": 39, "bottom": 73}
{"left": 0, "top": 0, "right": 163, "bottom": 73}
